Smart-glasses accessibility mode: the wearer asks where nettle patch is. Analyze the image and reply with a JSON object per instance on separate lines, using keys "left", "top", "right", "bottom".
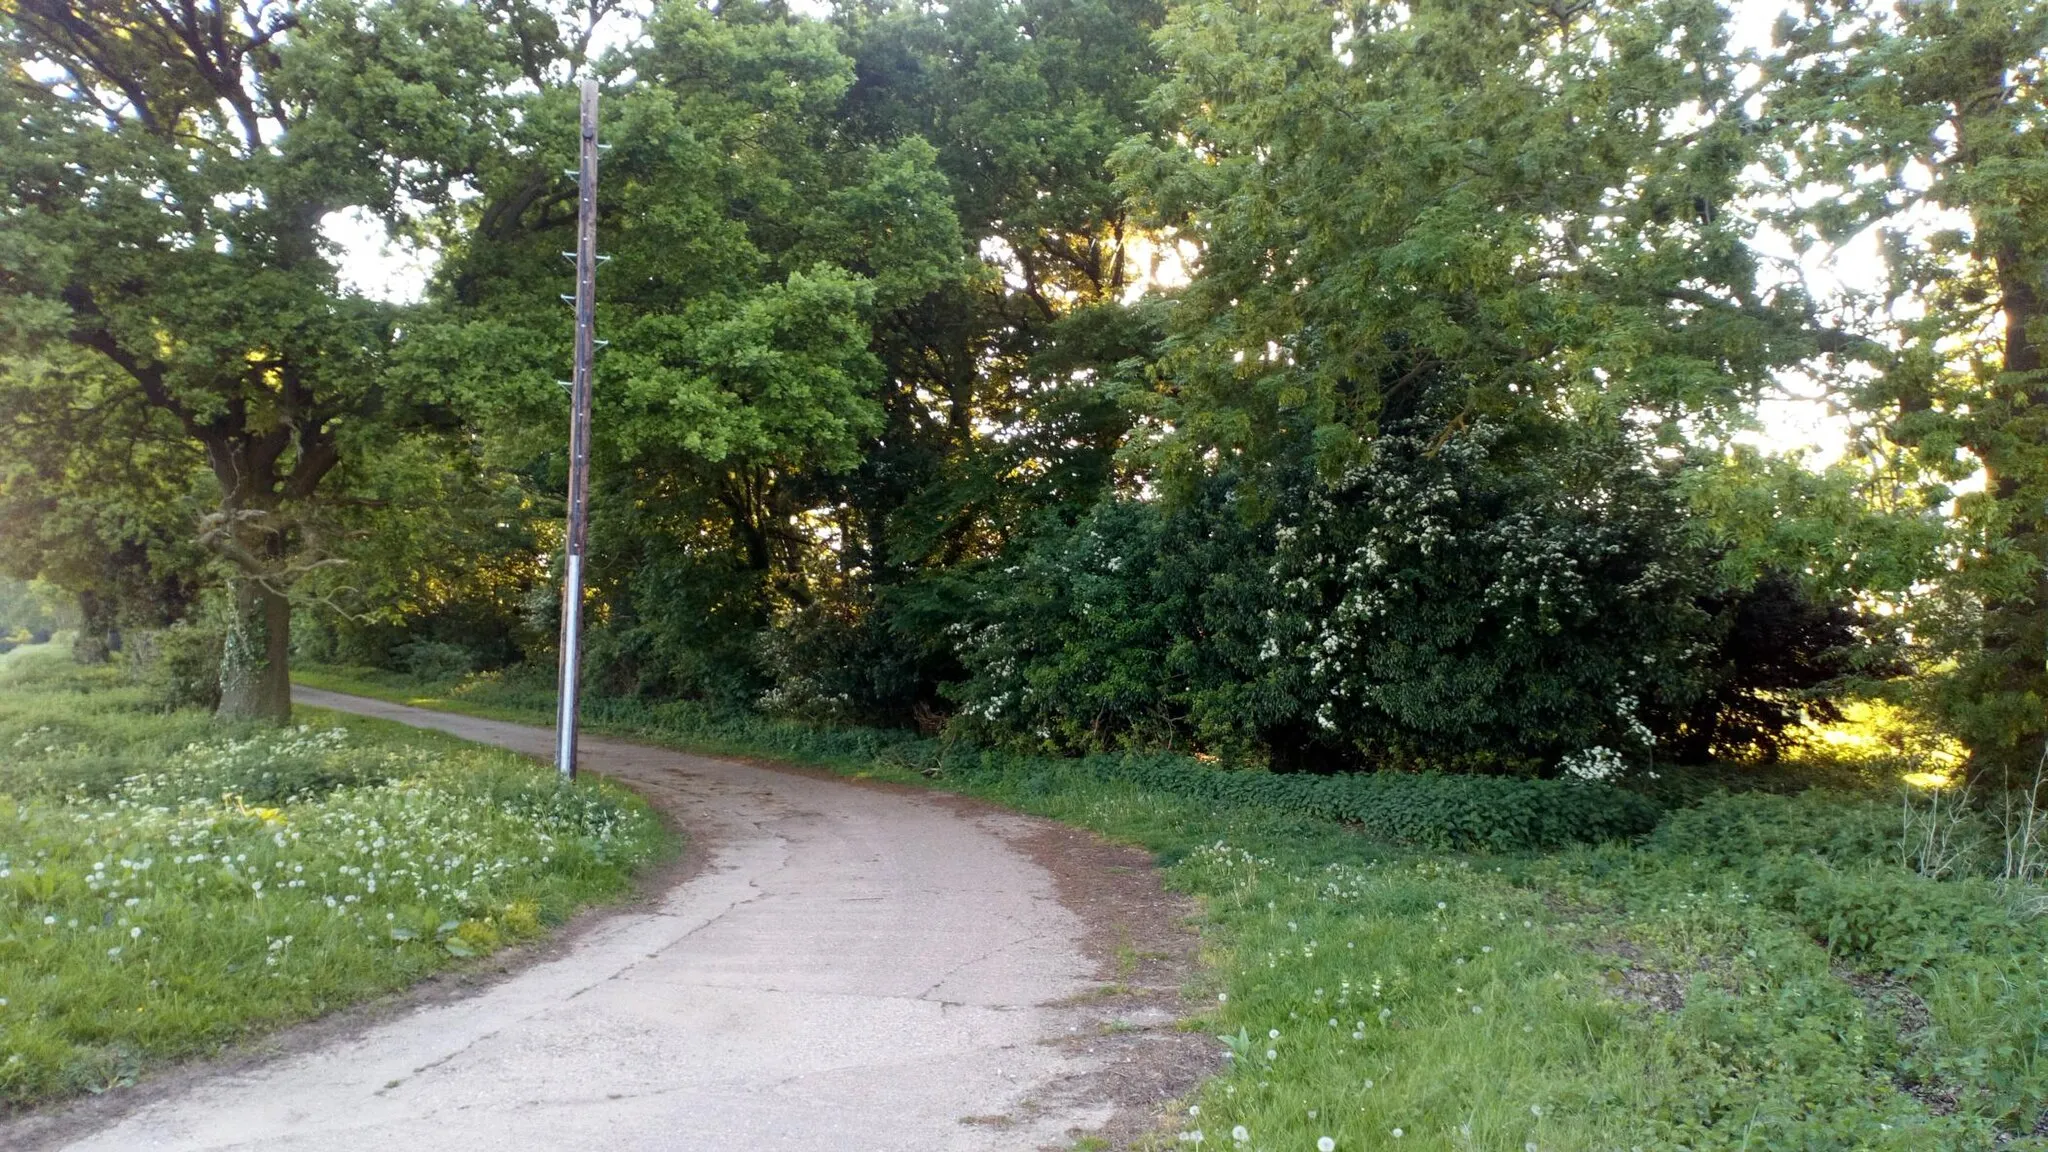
{"left": 1169, "top": 830, "right": 2042, "bottom": 1152}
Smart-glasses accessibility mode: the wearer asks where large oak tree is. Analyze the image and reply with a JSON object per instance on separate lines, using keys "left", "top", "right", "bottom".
{"left": 0, "top": 0, "right": 518, "bottom": 718}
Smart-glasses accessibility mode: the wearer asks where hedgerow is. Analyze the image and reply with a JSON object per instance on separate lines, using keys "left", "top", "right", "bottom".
{"left": 301, "top": 664, "right": 1661, "bottom": 850}
{"left": 929, "top": 749, "right": 1661, "bottom": 851}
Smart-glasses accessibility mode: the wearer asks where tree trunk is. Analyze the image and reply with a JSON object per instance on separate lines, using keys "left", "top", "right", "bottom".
{"left": 1956, "top": 227, "right": 2048, "bottom": 773}
{"left": 71, "top": 589, "right": 113, "bottom": 664}
{"left": 217, "top": 576, "right": 292, "bottom": 723}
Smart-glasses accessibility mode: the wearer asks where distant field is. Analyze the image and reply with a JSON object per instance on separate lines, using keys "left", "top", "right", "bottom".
{"left": 300, "top": 662, "right": 2048, "bottom": 1151}
{"left": 0, "top": 649, "right": 667, "bottom": 1108}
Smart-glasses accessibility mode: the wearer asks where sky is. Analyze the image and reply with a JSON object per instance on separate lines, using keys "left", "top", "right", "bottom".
{"left": 322, "top": 0, "right": 1881, "bottom": 465}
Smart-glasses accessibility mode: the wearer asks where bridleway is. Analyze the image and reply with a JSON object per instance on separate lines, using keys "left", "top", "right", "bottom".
{"left": 32, "top": 688, "right": 1202, "bottom": 1152}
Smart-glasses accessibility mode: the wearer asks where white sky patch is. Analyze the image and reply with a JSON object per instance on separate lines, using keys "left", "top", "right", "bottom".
{"left": 1715, "top": 0, "right": 1975, "bottom": 466}
{"left": 323, "top": 207, "right": 434, "bottom": 305}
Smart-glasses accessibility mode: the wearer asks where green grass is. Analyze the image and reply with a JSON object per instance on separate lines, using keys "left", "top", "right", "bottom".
{"left": 0, "top": 649, "right": 669, "bottom": 1108}
{"left": 298, "top": 663, "right": 2048, "bottom": 1150}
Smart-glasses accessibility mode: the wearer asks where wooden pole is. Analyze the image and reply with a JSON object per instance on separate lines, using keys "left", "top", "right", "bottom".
{"left": 555, "top": 79, "right": 599, "bottom": 781}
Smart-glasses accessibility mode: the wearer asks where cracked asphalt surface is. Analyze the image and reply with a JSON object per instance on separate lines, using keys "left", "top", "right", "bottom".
{"left": 50, "top": 690, "right": 1131, "bottom": 1151}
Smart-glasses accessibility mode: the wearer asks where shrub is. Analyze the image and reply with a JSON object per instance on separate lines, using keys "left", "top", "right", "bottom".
{"left": 394, "top": 639, "right": 476, "bottom": 683}
{"left": 1650, "top": 790, "right": 1905, "bottom": 870}
{"left": 132, "top": 624, "right": 224, "bottom": 712}
{"left": 1646, "top": 791, "right": 2042, "bottom": 969}
{"left": 1654, "top": 572, "right": 1888, "bottom": 763}
{"left": 945, "top": 420, "right": 1876, "bottom": 776}
{"left": 945, "top": 491, "right": 1256, "bottom": 753}
{"left": 756, "top": 598, "right": 930, "bottom": 726}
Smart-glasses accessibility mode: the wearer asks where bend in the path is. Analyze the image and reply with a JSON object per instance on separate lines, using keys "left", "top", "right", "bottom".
{"left": 22, "top": 689, "right": 1205, "bottom": 1152}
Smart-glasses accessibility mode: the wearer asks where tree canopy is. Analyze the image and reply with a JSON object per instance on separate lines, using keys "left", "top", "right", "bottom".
{"left": 3, "top": 0, "right": 2042, "bottom": 779}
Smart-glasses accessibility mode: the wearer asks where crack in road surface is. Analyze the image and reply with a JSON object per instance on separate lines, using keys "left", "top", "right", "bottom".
{"left": 36, "top": 690, "right": 1142, "bottom": 1152}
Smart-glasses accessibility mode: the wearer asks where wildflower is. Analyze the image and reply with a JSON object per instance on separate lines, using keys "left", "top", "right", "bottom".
{"left": 1319, "top": 1139, "right": 1337, "bottom": 1151}
{"left": 1391, "top": 1129, "right": 1404, "bottom": 1139}
{"left": 130, "top": 926, "right": 142, "bottom": 939}
{"left": 1232, "top": 1126, "right": 1249, "bottom": 1143}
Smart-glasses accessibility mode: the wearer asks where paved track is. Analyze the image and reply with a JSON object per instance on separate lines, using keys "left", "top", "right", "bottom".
{"left": 54, "top": 690, "right": 1125, "bottom": 1151}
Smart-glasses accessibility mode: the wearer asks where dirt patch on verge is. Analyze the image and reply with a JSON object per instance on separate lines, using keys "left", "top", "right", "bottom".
{"left": 1595, "top": 938, "right": 1692, "bottom": 1014}
{"left": 998, "top": 817, "right": 1221, "bottom": 1150}
{"left": 1835, "top": 967, "right": 1963, "bottom": 1120}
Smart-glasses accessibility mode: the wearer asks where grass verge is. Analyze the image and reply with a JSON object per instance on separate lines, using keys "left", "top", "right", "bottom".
{"left": 0, "top": 649, "right": 668, "bottom": 1109}
{"left": 297, "top": 663, "right": 2048, "bottom": 1150}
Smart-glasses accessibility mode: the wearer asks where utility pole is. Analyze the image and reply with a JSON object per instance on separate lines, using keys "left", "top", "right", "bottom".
{"left": 555, "top": 78, "right": 599, "bottom": 781}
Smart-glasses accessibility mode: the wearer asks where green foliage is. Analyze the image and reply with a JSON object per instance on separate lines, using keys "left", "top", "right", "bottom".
{"left": 948, "top": 417, "right": 1871, "bottom": 772}
{"left": 1657, "top": 572, "right": 1885, "bottom": 763}
{"left": 1116, "top": 0, "right": 1822, "bottom": 480}
{"left": 0, "top": 578, "right": 66, "bottom": 644}
{"left": 423, "top": 0, "right": 980, "bottom": 704}
{"left": 754, "top": 598, "right": 931, "bottom": 726}
{"left": 1557, "top": 789, "right": 2048, "bottom": 1138}
{"left": 942, "top": 750, "right": 1665, "bottom": 850}
{"left": 944, "top": 485, "right": 1258, "bottom": 753}
{"left": 0, "top": 352, "right": 205, "bottom": 656}
{"left": 134, "top": 624, "right": 226, "bottom": 715}
{"left": 1244, "top": 421, "right": 1711, "bottom": 770}
{"left": 0, "top": 0, "right": 552, "bottom": 717}
{"left": 1761, "top": 0, "right": 2048, "bottom": 773}
{"left": 391, "top": 640, "right": 476, "bottom": 685}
